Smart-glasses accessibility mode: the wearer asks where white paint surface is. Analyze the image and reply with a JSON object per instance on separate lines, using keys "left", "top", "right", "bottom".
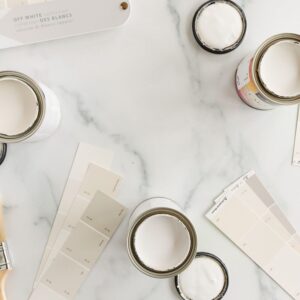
{"left": 0, "top": 77, "right": 39, "bottom": 136}
{"left": 195, "top": 2, "right": 243, "bottom": 50}
{"left": 134, "top": 214, "right": 191, "bottom": 271}
{"left": 259, "top": 40, "right": 300, "bottom": 97}
{"left": 179, "top": 256, "right": 225, "bottom": 300}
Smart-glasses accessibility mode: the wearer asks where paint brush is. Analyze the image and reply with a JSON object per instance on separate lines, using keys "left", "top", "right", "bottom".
{"left": 0, "top": 201, "right": 11, "bottom": 300}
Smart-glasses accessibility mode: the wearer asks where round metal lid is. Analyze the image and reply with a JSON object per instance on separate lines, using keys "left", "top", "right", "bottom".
{"left": 0, "top": 143, "right": 7, "bottom": 166}
{"left": 192, "top": 0, "right": 247, "bottom": 54}
{"left": 175, "top": 252, "right": 229, "bottom": 300}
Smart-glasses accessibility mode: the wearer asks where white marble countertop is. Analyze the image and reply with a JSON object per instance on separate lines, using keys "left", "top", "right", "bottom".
{"left": 0, "top": 0, "right": 300, "bottom": 299}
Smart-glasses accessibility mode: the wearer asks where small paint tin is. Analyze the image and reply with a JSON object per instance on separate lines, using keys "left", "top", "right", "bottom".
{"left": 236, "top": 33, "right": 300, "bottom": 110}
{"left": 175, "top": 252, "right": 229, "bottom": 300}
{"left": 127, "top": 197, "right": 197, "bottom": 278}
{"left": 0, "top": 71, "right": 61, "bottom": 143}
{"left": 192, "top": 0, "right": 247, "bottom": 54}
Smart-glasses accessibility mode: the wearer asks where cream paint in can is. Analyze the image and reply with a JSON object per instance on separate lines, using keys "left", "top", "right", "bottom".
{"left": 175, "top": 252, "right": 229, "bottom": 300}
{"left": 236, "top": 33, "right": 300, "bottom": 110}
{"left": 127, "top": 197, "right": 197, "bottom": 278}
{"left": 192, "top": 0, "right": 247, "bottom": 54}
{"left": 0, "top": 71, "right": 61, "bottom": 143}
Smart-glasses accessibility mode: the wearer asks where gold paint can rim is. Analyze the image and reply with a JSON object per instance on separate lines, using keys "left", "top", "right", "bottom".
{"left": 127, "top": 207, "right": 198, "bottom": 279}
{"left": 0, "top": 71, "right": 46, "bottom": 143}
{"left": 252, "top": 33, "right": 300, "bottom": 105}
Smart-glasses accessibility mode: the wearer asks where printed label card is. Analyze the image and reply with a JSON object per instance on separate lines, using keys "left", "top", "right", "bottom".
{"left": 207, "top": 171, "right": 300, "bottom": 299}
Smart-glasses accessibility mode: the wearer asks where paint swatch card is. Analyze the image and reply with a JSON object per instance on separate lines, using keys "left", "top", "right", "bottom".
{"left": 207, "top": 171, "right": 300, "bottom": 300}
{"left": 61, "top": 222, "right": 108, "bottom": 269}
{"left": 35, "top": 163, "right": 121, "bottom": 285}
{"left": 41, "top": 253, "right": 89, "bottom": 299}
{"left": 35, "top": 143, "right": 114, "bottom": 285}
{"left": 0, "top": 0, "right": 130, "bottom": 50}
{"left": 293, "top": 105, "right": 300, "bottom": 166}
{"left": 30, "top": 191, "right": 127, "bottom": 300}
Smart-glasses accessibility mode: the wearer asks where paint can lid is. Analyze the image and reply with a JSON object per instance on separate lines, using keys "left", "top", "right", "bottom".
{"left": 192, "top": 0, "right": 247, "bottom": 54}
{"left": 175, "top": 252, "right": 229, "bottom": 300}
{"left": 0, "top": 143, "right": 7, "bottom": 166}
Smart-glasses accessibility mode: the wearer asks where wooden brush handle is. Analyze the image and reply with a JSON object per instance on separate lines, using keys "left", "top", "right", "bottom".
{"left": 0, "top": 270, "right": 8, "bottom": 300}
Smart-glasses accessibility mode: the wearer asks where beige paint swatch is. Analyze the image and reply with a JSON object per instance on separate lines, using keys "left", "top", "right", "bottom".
{"left": 35, "top": 162, "right": 121, "bottom": 285}
{"left": 207, "top": 171, "right": 300, "bottom": 300}
{"left": 30, "top": 191, "right": 127, "bottom": 299}
{"left": 34, "top": 143, "right": 114, "bottom": 286}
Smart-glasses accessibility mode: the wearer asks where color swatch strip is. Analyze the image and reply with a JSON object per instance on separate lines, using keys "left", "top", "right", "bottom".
{"left": 207, "top": 171, "right": 300, "bottom": 300}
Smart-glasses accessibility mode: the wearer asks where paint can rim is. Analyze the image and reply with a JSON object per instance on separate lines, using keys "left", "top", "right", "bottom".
{"left": 174, "top": 252, "right": 229, "bottom": 300}
{"left": 127, "top": 205, "right": 197, "bottom": 278}
{"left": 0, "top": 71, "right": 46, "bottom": 143}
{"left": 192, "top": 0, "right": 247, "bottom": 54}
{"left": 252, "top": 33, "right": 300, "bottom": 105}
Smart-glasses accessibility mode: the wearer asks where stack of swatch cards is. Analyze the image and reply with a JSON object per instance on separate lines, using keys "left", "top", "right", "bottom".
{"left": 30, "top": 143, "right": 127, "bottom": 300}
{"left": 207, "top": 171, "right": 300, "bottom": 300}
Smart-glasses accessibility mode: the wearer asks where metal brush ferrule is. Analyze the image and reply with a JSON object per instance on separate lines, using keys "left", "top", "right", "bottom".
{"left": 0, "top": 241, "right": 11, "bottom": 270}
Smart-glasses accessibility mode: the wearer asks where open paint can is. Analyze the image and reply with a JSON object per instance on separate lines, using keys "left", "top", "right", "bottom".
{"left": 128, "top": 198, "right": 229, "bottom": 298}
{"left": 127, "top": 197, "right": 198, "bottom": 278}
{"left": 0, "top": 71, "right": 61, "bottom": 164}
{"left": 175, "top": 252, "right": 229, "bottom": 300}
{"left": 236, "top": 33, "right": 300, "bottom": 110}
{"left": 192, "top": 0, "right": 247, "bottom": 54}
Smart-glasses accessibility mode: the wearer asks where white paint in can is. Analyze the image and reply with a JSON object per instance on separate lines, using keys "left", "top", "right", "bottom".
{"left": 235, "top": 34, "right": 300, "bottom": 110}
{"left": 259, "top": 40, "right": 300, "bottom": 98}
{"left": 178, "top": 256, "right": 225, "bottom": 300}
{"left": 133, "top": 214, "right": 191, "bottom": 272}
{"left": 195, "top": 2, "right": 243, "bottom": 50}
{"left": 127, "top": 197, "right": 197, "bottom": 278}
{"left": 0, "top": 71, "right": 61, "bottom": 143}
{"left": 0, "top": 77, "right": 39, "bottom": 136}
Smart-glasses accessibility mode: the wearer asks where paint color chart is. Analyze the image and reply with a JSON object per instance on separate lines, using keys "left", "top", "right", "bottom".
{"left": 35, "top": 143, "right": 114, "bottom": 284}
{"left": 207, "top": 171, "right": 300, "bottom": 300}
{"left": 35, "top": 163, "right": 121, "bottom": 284}
{"left": 31, "top": 192, "right": 126, "bottom": 299}
{"left": 30, "top": 143, "right": 127, "bottom": 299}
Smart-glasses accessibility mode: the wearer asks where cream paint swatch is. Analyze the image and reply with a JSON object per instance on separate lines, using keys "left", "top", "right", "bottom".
{"left": 207, "top": 171, "right": 300, "bottom": 300}
{"left": 35, "top": 163, "right": 121, "bottom": 285}
{"left": 30, "top": 191, "right": 127, "bottom": 300}
{"left": 35, "top": 143, "right": 114, "bottom": 285}
{"left": 293, "top": 106, "right": 300, "bottom": 166}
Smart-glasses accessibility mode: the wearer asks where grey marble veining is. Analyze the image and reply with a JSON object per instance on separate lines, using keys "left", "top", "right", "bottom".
{"left": 0, "top": 0, "right": 299, "bottom": 299}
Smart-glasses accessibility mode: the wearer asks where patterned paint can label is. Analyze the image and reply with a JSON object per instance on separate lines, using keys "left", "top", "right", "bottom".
{"left": 236, "top": 54, "right": 274, "bottom": 110}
